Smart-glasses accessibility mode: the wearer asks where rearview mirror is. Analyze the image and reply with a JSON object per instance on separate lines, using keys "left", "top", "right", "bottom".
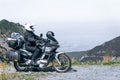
{"left": 40, "top": 33, "right": 43, "bottom": 38}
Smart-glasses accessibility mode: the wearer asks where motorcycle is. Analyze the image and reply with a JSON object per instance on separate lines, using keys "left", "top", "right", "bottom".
{"left": 6, "top": 32, "right": 71, "bottom": 73}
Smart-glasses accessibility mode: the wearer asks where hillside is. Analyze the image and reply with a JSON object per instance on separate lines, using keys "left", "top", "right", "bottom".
{"left": 67, "top": 36, "right": 120, "bottom": 62}
{"left": 0, "top": 19, "right": 24, "bottom": 36}
{"left": 87, "top": 36, "right": 120, "bottom": 57}
{"left": 66, "top": 51, "right": 88, "bottom": 61}
{"left": 0, "top": 19, "right": 25, "bottom": 61}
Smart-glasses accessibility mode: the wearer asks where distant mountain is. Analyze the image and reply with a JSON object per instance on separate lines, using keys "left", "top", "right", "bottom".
{"left": 66, "top": 51, "right": 88, "bottom": 61}
{"left": 0, "top": 19, "right": 24, "bottom": 36}
{"left": 67, "top": 36, "right": 120, "bottom": 62}
{"left": 87, "top": 36, "right": 120, "bottom": 57}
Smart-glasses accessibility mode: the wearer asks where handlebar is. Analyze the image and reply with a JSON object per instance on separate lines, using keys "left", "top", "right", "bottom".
{"left": 36, "top": 37, "right": 59, "bottom": 49}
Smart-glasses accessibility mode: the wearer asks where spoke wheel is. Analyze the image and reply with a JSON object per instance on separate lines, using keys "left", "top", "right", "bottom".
{"left": 52, "top": 54, "right": 71, "bottom": 73}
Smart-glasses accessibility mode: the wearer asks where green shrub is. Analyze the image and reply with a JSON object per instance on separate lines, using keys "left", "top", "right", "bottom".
{"left": 102, "top": 61, "right": 120, "bottom": 65}
{"left": 71, "top": 59, "right": 81, "bottom": 65}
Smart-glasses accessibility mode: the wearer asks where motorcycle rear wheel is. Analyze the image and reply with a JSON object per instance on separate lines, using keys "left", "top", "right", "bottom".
{"left": 52, "top": 53, "right": 71, "bottom": 73}
{"left": 14, "top": 61, "right": 28, "bottom": 72}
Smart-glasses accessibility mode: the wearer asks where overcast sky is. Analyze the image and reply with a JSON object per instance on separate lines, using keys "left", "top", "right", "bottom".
{"left": 0, "top": 0, "right": 120, "bottom": 51}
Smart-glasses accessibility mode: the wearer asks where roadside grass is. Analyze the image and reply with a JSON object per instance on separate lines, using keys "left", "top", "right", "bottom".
{"left": 72, "top": 59, "right": 81, "bottom": 66}
{"left": 0, "top": 72, "right": 49, "bottom": 80}
{"left": 0, "top": 62, "right": 49, "bottom": 80}
{"left": 71, "top": 59, "right": 120, "bottom": 66}
{"left": 102, "top": 61, "right": 120, "bottom": 65}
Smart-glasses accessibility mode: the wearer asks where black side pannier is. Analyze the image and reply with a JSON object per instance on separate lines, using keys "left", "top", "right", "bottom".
{"left": 7, "top": 32, "right": 24, "bottom": 49}
{"left": 7, "top": 39, "right": 18, "bottom": 49}
{"left": 6, "top": 50, "right": 19, "bottom": 61}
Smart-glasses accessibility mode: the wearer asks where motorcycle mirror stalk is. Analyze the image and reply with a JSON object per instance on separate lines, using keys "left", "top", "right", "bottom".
{"left": 40, "top": 33, "right": 43, "bottom": 38}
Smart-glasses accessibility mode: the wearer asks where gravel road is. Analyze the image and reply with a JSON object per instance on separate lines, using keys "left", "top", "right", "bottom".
{"left": 36, "top": 66, "right": 120, "bottom": 80}
{"left": 1, "top": 65, "right": 120, "bottom": 80}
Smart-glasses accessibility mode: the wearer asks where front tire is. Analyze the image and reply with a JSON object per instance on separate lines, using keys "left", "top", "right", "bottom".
{"left": 52, "top": 53, "right": 71, "bottom": 73}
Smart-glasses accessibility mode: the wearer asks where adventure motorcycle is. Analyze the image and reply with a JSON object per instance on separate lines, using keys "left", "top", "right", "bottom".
{"left": 6, "top": 32, "right": 71, "bottom": 73}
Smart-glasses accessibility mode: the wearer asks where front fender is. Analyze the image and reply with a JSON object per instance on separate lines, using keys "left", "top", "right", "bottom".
{"left": 55, "top": 52, "right": 65, "bottom": 65}
{"left": 51, "top": 52, "right": 65, "bottom": 61}
{"left": 55, "top": 52, "right": 65, "bottom": 58}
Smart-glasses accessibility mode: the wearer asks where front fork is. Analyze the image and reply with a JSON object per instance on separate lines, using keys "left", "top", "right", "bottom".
{"left": 55, "top": 52, "right": 65, "bottom": 65}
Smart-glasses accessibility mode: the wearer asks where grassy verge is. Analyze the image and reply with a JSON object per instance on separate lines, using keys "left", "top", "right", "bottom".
{"left": 102, "top": 61, "right": 120, "bottom": 65}
{"left": 0, "top": 72, "right": 49, "bottom": 80}
{"left": 0, "top": 62, "right": 49, "bottom": 80}
{"left": 71, "top": 59, "right": 120, "bottom": 66}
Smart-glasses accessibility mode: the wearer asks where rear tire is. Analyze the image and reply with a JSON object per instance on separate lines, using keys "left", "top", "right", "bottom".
{"left": 52, "top": 53, "right": 71, "bottom": 73}
{"left": 14, "top": 61, "right": 28, "bottom": 72}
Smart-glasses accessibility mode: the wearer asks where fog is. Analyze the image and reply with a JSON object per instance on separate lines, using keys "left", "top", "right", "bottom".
{"left": 0, "top": 0, "right": 120, "bottom": 51}
{"left": 34, "top": 20, "right": 120, "bottom": 51}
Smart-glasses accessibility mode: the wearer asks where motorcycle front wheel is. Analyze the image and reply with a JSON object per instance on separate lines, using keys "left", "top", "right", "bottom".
{"left": 14, "top": 61, "right": 28, "bottom": 72}
{"left": 52, "top": 53, "right": 71, "bottom": 73}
